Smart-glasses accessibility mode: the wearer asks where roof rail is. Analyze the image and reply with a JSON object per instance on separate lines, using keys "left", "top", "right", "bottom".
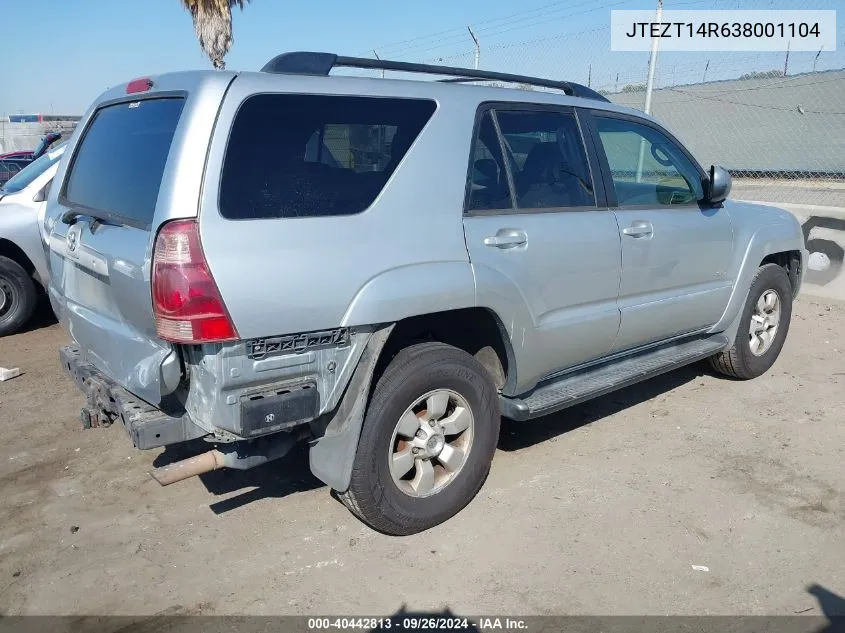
{"left": 260, "top": 51, "right": 610, "bottom": 103}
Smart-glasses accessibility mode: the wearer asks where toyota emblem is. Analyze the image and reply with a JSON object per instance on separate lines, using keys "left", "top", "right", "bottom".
{"left": 67, "top": 228, "right": 79, "bottom": 253}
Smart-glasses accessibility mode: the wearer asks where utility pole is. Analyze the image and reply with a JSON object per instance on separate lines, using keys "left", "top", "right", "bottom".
{"left": 588, "top": 64, "right": 592, "bottom": 88}
{"left": 373, "top": 50, "right": 384, "bottom": 79}
{"left": 813, "top": 46, "right": 824, "bottom": 72}
{"left": 783, "top": 40, "right": 790, "bottom": 76}
{"left": 468, "top": 26, "right": 480, "bottom": 70}
{"left": 643, "top": 0, "right": 663, "bottom": 114}
{"left": 703, "top": 59, "right": 710, "bottom": 83}
{"left": 639, "top": 0, "right": 663, "bottom": 182}
{"left": 615, "top": 72, "right": 619, "bottom": 93}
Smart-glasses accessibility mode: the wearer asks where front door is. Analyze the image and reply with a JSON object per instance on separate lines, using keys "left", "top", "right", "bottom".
{"left": 588, "top": 112, "right": 734, "bottom": 353}
{"left": 462, "top": 105, "right": 622, "bottom": 394}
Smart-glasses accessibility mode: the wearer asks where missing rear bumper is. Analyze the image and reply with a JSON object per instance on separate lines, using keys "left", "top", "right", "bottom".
{"left": 60, "top": 346, "right": 207, "bottom": 450}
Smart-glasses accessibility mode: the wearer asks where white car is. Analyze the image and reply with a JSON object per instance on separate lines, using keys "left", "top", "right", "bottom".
{"left": 0, "top": 143, "right": 65, "bottom": 335}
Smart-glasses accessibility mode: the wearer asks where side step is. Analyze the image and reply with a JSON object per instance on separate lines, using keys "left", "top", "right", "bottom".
{"left": 500, "top": 334, "right": 729, "bottom": 421}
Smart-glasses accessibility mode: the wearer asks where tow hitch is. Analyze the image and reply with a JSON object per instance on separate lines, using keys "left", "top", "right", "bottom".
{"left": 80, "top": 405, "right": 115, "bottom": 429}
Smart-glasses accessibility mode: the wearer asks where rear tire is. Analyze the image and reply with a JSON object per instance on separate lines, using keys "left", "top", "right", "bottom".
{"left": 0, "top": 256, "right": 37, "bottom": 337}
{"left": 709, "top": 263, "right": 793, "bottom": 380}
{"left": 340, "top": 342, "right": 500, "bottom": 535}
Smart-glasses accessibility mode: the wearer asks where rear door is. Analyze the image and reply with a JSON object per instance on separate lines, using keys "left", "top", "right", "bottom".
{"left": 47, "top": 95, "right": 188, "bottom": 405}
{"left": 462, "top": 104, "right": 622, "bottom": 394}
{"left": 586, "top": 111, "right": 734, "bottom": 353}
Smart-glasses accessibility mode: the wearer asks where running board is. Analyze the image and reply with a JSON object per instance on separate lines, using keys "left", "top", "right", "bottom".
{"left": 500, "top": 335, "right": 729, "bottom": 421}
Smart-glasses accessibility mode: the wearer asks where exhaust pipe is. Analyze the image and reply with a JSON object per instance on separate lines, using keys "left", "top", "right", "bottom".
{"left": 151, "top": 428, "right": 308, "bottom": 486}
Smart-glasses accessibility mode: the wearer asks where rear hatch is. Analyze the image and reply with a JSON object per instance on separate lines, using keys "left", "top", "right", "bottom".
{"left": 46, "top": 73, "right": 234, "bottom": 405}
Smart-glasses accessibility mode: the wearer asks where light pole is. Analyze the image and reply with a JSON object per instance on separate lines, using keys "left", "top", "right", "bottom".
{"left": 468, "top": 26, "right": 480, "bottom": 70}
{"left": 643, "top": 0, "right": 663, "bottom": 114}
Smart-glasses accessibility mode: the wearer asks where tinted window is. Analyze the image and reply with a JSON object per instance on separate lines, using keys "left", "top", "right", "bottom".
{"left": 2, "top": 143, "right": 65, "bottom": 193}
{"left": 595, "top": 117, "right": 703, "bottom": 207}
{"left": 220, "top": 95, "right": 436, "bottom": 220}
{"left": 497, "top": 110, "right": 595, "bottom": 210}
{"left": 64, "top": 98, "right": 185, "bottom": 226}
{"left": 467, "top": 111, "right": 513, "bottom": 212}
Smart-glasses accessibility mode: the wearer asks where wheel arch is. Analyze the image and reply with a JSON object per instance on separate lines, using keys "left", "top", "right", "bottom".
{"left": 0, "top": 238, "right": 36, "bottom": 277}
{"left": 309, "top": 307, "right": 516, "bottom": 492}
{"left": 372, "top": 307, "right": 516, "bottom": 395}
{"left": 710, "top": 223, "right": 806, "bottom": 345}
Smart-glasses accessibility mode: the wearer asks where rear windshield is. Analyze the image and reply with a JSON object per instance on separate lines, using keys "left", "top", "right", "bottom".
{"left": 63, "top": 97, "right": 185, "bottom": 227}
{"left": 219, "top": 94, "right": 436, "bottom": 220}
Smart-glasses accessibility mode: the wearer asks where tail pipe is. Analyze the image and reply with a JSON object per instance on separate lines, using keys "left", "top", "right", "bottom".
{"left": 151, "top": 428, "right": 309, "bottom": 486}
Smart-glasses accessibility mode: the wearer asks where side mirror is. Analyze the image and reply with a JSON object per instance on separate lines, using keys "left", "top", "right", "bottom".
{"left": 707, "top": 165, "right": 732, "bottom": 204}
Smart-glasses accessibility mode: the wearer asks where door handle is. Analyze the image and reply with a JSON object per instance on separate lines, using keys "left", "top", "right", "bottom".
{"left": 484, "top": 231, "right": 527, "bottom": 249}
{"left": 622, "top": 221, "right": 653, "bottom": 238}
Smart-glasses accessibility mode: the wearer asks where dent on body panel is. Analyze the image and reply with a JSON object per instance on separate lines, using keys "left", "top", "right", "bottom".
{"left": 470, "top": 263, "right": 536, "bottom": 340}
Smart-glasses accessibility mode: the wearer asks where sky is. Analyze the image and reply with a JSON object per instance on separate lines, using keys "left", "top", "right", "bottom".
{"left": 3, "top": 0, "right": 843, "bottom": 115}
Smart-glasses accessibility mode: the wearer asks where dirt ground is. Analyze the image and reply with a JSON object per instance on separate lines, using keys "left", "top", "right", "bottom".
{"left": 0, "top": 297, "right": 843, "bottom": 617}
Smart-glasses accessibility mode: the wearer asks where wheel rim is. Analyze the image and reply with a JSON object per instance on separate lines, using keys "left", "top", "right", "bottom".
{"left": 0, "top": 277, "right": 15, "bottom": 319}
{"left": 749, "top": 289, "right": 781, "bottom": 356}
{"left": 388, "top": 389, "right": 474, "bottom": 498}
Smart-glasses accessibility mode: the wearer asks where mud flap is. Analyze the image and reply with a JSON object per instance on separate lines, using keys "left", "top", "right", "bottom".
{"left": 308, "top": 324, "right": 394, "bottom": 492}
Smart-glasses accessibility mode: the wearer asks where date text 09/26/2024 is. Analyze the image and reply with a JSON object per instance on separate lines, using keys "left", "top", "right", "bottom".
{"left": 307, "top": 617, "right": 529, "bottom": 631}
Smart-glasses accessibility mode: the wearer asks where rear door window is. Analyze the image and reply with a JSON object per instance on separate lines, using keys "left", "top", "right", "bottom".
{"left": 219, "top": 95, "right": 436, "bottom": 220}
{"left": 496, "top": 110, "right": 595, "bottom": 210}
{"left": 467, "top": 111, "right": 513, "bottom": 212}
{"left": 62, "top": 97, "right": 185, "bottom": 227}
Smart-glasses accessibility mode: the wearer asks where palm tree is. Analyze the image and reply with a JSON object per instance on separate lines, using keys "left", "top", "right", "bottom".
{"left": 181, "top": 0, "right": 250, "bottom": 70}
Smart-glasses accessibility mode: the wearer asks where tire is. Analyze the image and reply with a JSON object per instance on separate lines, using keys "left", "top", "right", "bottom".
{"left": 340, "top": 342, "right": 500, "bottom": 535}
{"left": 0, "top": 255, "right": 37, "bottom": 337}
{"left": 709, "top": 263, "right": 793, "bottom": 380}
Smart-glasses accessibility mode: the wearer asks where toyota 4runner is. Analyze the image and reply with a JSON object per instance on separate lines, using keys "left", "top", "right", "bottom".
{"left": 45, "top": 52, "right": 808, "bottom": 535}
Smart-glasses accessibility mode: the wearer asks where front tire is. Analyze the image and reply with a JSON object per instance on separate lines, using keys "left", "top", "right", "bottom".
{"left": 340, "top": 342, "right": 500, "bottom": 535}
{"left": 709, "top": 263, "right": 793, "bottom": 380}
{"left": 0, "top": 256, "right": 37, "bottom": 337}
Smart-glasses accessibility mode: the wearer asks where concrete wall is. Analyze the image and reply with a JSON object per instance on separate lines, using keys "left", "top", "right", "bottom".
{"left": 610, "top": 70, "right": 845, "bottom": 176}
{"left": 0, "top": 119, "right": 78, "bottom": 154}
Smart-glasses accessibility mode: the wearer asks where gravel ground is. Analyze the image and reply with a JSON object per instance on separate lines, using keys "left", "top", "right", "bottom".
{"left": 0, "top": 297, "right": 842, "bottom": 617}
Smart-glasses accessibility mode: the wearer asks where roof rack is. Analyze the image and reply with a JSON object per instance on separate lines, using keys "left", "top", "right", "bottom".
{"left": 260, "top": 51, "right": 610, "bottom": 103}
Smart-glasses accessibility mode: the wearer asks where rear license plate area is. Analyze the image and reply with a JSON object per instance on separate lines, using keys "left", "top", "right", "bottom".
{"left": 240, "top": 383, "right": 319, "bottom": 438}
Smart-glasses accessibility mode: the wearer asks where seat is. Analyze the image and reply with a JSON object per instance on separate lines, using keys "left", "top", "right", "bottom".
{"left": 515, "top": 141, "right": 591, "bottom": 208}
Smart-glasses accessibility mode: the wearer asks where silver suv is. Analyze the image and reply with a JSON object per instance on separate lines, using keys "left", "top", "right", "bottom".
{"left": 46, "top": 53, "right": 807, "bottom": 535}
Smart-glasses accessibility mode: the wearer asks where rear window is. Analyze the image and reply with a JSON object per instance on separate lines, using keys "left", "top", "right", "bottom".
{"left": 63, "top": 97, "right": 185, "bottom": 227}
{"left": 219, "top": 95, "right": 436, "bottom": 220}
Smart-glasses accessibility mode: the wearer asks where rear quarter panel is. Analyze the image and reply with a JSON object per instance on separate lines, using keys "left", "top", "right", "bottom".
{"left": 198, "top": 74, "right": 478, "bottom": 338}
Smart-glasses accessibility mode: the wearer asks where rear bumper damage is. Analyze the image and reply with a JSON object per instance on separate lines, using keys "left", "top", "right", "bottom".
{"left": 60, "top": 345, "right": 314, "bottom": 484}
{"left": 60, "top": 346, "right": 207, "bottom": 449}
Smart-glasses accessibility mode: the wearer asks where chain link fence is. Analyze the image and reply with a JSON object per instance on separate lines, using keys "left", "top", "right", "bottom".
{"left": 362, "top": 0, "right": 845, "bottom": 209}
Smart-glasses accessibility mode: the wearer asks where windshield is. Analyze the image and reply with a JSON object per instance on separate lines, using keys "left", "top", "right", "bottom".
{"left": 2, "top": 143, "right": 66, "bottom": 194}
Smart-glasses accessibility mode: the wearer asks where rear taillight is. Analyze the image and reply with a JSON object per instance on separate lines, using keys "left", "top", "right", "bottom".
{"left": 152, "top": 220, "right": 238, "bottom": 343}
